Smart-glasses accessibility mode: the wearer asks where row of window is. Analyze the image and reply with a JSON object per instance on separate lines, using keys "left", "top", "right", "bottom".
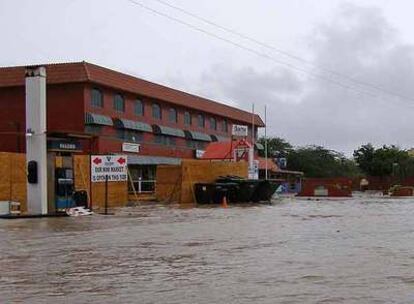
{"left": 91, "top": 88, "right": 229, "bottom": 132}
{"left": 88, "top": 126, "right": 207, "bottom": 149}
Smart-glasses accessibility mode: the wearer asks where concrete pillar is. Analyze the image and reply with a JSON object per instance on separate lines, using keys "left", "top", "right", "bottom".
{"left": 25, "top": 67, "right": 48, "bottom": 215}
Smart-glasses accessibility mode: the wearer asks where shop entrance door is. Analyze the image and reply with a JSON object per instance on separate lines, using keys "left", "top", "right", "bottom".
{"left": 54, "top": 155, "right": 75, "bottom": 210}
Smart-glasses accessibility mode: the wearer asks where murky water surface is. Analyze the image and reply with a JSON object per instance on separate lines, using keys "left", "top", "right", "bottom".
{"left": 1, "top": 195, "right": 414, "bottom": 303}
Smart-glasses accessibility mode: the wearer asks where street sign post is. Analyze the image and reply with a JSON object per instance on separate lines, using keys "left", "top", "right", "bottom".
{"left": 91, "top": 155, "right": 128, "bottom": 183}
{"left": 91, "top": 155, "right": 128, "bottom": 215}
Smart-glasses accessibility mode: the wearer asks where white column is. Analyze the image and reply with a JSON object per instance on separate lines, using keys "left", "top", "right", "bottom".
{"left": 25, "top": 67, "right": 48, "bottom": 215}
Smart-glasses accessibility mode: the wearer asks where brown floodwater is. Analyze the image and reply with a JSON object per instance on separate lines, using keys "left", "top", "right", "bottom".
{"left": 1, "top": 195, "right": 414, "bottom": 303}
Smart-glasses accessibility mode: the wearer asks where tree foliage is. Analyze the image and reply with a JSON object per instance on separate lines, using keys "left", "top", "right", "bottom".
{"left": 257, "top": 136, "right": 293, "bottom": 158}
{"left": 258, "top": 136, "right": 360, "bottom": 178}
{"left": 353, "top": 144, "right": 414, "bottom": 178}
{"left": 258, "top": 137, "right": 414, "bottom": 179}
{"left": 287, "top": 146, "right": 360, "bottom": 178}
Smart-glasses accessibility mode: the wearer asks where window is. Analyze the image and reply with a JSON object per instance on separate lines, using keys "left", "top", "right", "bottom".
{"left": 186, "top": 140, "right": 206, "bottom": 150}
{"left": 135, "top": 99, "right": 144, "bottom": 116}
{"left": 85, "top": 125, "right": 102, "bottom": 135}
{"left": 210, "top": 117, "right": 217, "bottom": 130}
{"left": 222, "top": 119, "right": 228, "bottom": 132}
{"left": 197, "top": 114, "right": 205, "bottom": 128}
{"left": 184, "top": 111, "right": 192, "bottom": 125}
{"left": 154, "top": 134, "right": 176, "bottom": 146}
{"left": 152, "top": 103, "right": 162, "bottom": 120}
{"left": 91, "top": 88, "right": 103, "bottom": 107}
{"left": 168, "top": 137, "right": 176, "bottom": 146}
{"left": 116, "top": 129, "right": 143, "bottom": 143}
{"left": 169, "top": 108, "right": 177, "bottom": 123}
{"left": 113, "top": 94, "right": 125, "bottom": 112}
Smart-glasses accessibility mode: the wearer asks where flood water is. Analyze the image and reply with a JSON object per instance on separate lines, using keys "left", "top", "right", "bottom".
{"left": 1, "top": 195, "right": 414, "bottom": 303}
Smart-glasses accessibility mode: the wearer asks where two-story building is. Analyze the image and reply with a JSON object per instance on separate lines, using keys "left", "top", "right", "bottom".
{"left": 0, "top": 62, "right": 264, "bottom": 194}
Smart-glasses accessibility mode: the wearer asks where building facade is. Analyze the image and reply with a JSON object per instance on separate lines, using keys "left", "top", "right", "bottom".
{"left": 0, "top": 62, "right": 264, "bottom": 195}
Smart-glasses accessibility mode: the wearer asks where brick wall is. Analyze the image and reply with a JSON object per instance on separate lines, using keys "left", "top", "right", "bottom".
{"left": 0, "top": 81, "right": 259, "bottom": 159}
{"left": 0, "top": 83, "right": 85, "bottom": 153}
{"left": 298, "top": 177, "right": 353, "bottom": 197}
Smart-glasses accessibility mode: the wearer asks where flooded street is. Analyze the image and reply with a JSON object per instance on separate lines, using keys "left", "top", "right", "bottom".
{"left": 1, "top": 196, "right": 414, "bottom": 303}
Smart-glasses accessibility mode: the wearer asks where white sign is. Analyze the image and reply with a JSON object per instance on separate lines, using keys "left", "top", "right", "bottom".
{"left": 122, "top": 142, "right": 140, "bottom": 153}
{"left": 232, "top": 124, "right": 248, "bottom": 137}
{"left": 248, "top": 160, "right": 259, "bottom": 180}
{"left": 314, "top": 186, "right": 328, "bottom": 197}
{"left": 195, "top": 150, "right": 205, "bottom": 159}
{"left": 91, "top": 155, "right": 128, "bottom": 183}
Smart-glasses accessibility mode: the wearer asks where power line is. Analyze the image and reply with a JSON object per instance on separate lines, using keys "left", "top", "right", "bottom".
{"left": 125, "top": 0, "right": 414, "bottom": 106}
{"left": 126, "top": 0, "right": 380, "bottom": 98}
{"left": 152, "top": 0, "right": 414, "bottom": 104}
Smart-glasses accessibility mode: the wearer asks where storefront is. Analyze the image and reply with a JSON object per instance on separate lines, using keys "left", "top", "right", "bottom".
{"left": 46, "top": 137, "right": 86, "bottom": 212}
{"left": 127, "top": 155, "right": 181, "bottom": 195}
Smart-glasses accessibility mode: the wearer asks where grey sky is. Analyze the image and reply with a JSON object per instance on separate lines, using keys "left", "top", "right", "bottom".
{"left": 2, "top": 0, "right": 414, "bottom": 155}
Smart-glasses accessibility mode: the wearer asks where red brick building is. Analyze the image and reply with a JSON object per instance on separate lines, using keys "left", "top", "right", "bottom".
{"left": 0, "top": 62, "right": 264, "bottom": 193}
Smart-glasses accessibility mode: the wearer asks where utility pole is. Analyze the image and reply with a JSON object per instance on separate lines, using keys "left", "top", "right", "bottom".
{"left": 25, "top": 66, "right": 48, "bottom": 215}
{"left": 264, "top": 105, "right": 268, "bottom": 180}
{"left": 249, "top": 103, "right": 256, "bottom": 179}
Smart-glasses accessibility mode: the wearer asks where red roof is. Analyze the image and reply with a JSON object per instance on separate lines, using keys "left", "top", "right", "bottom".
{"left": 202, "top": 139, "right": 252, "bottom": 160}
{"left": 0, "top": 62, "right": 264, "bottom": 127}
{"left": 258, "top": 157, "right": 279, "bottom": 171}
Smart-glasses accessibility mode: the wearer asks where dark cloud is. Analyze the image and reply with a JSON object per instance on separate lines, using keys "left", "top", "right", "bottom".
{"left": 199, "top": 65, "right": 303, "bottom": 106}
{"left": 196, "top": 3, "right": 414, "bottom": 155}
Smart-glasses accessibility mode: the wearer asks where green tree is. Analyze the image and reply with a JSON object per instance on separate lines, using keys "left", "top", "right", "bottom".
{"left": 353, "top": 144, "right": 414, "bottom": 178}
{"left": 287, "top": 145, "right": 360, "bottom": 178}
{"left": 353, "top": 144, "right": 375, "bottom": 174}
{"left": 257, "top": 136, "right": 293, "bottom": 158}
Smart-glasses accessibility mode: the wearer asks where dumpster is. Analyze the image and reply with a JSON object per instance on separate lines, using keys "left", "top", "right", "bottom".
{"left": 221, "top": 182, "right": 239, "bottom": 203}
{"left": 194, "top": 183, "right": 214, "bottom": 204}
{"left": 216, "top": 176, "right": 259, "bottom": 202}
{"left": 212, "top": 183, "right": 228, "bottom": 204}
{"left": 194, "top": 183, "right": 230, "bottom": 204}
{"left": 251, "top": 180, "right": 281, "bottom": 202}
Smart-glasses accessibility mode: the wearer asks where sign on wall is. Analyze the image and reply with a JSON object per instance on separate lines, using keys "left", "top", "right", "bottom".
{"left": 195, "top": 150, "right": 205, "bottom": 159}
{"left": 248, "top": 160, "right": 259, "bottom": 180}
{"left": 47, "top": 139, "right": 81, "bottom": 151}
{"left": 91, "top": 155, "right": 128, "bottom": 183}
{"left": 122, "top": 142, "right": 140, "bottom": 153}
{"left": 232, "top": 124, "right": 248, "bottom": 137}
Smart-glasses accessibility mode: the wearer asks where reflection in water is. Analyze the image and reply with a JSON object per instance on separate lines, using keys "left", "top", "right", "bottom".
{"left": 1, "top": 196, "right": 414, "bottom": 303}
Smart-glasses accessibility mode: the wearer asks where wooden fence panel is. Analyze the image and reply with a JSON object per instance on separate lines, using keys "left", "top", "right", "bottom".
{"left": 156, "top": 160, "right": 248, "bottom": 204}
{"left": 0, "top": 152, "right": 27, "bottom": 212}
{"left": 155, "top": 165, "right": 182, "bottom": 203}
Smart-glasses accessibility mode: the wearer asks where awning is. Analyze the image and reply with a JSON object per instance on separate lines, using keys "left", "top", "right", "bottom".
{"left": 152, "top": 125, "right": 185, "bottom": 138}
{"left": 114, "top": 118, "right": 152, "bottom": 133}
{"left": 255, "top": 143, "right": 264, "bottom": 150}
{"left": 85, "top": 112, "right": 113, "bottom": 126}
{"left": 184, "top": 130, "right": 212, "bottom": 142}
{"left": 210, "top": 134, "right": 231, "bottom": 142}
{"left": 127, "top": 155, "right": 181, "bottom": 165}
